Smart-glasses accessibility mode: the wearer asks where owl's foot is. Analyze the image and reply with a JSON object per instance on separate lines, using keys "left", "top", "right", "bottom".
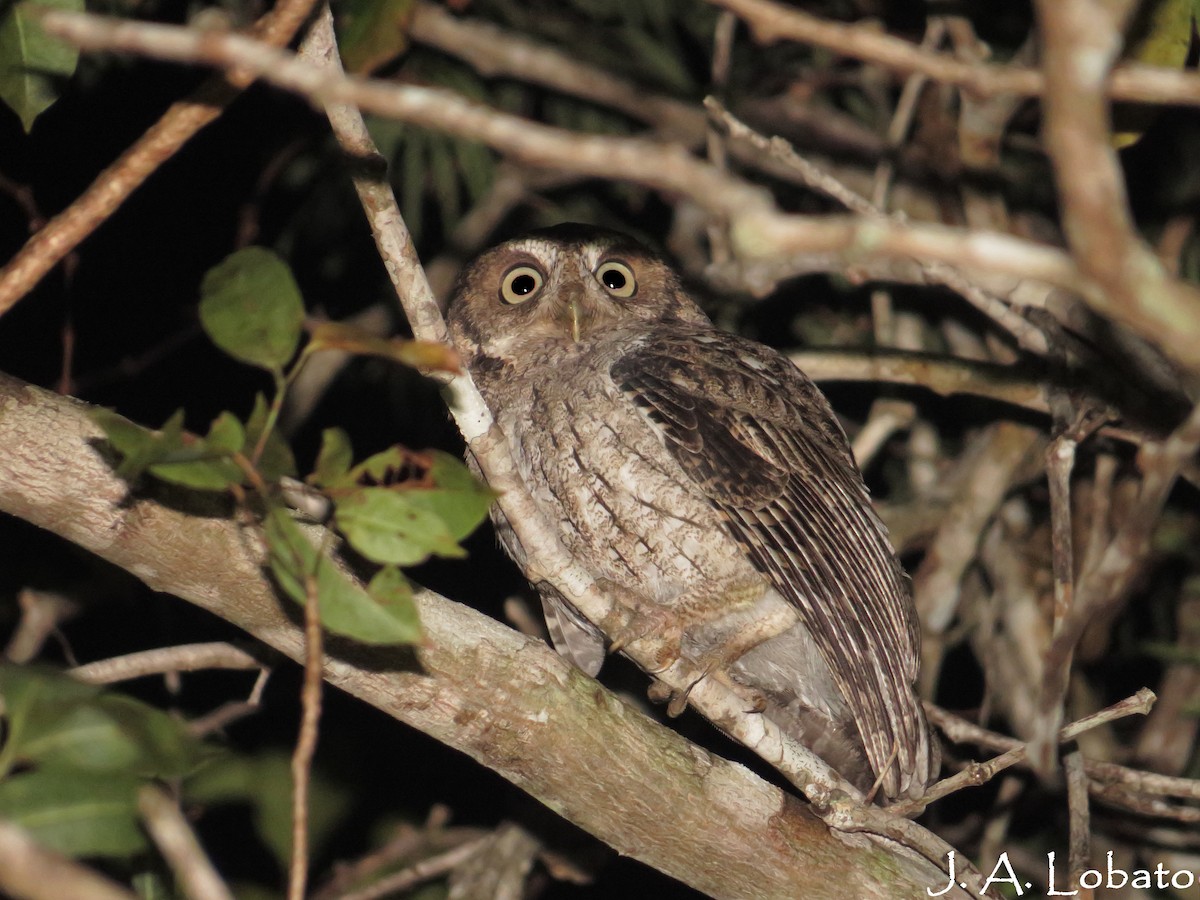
{"left": 606, "top": 605, "right": 684, "bottom": 674}
{"left": 649, "top": 662, "right": 769, "bottom": 718}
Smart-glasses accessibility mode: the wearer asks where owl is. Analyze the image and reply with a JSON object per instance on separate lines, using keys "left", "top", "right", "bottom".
{"left": 447, "top": 223, "right": 938, "bottom": 802}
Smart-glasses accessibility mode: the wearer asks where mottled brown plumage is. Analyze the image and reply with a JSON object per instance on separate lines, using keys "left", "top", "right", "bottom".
{"left": 447, "top": 223, "right": 938, "bottom": 801}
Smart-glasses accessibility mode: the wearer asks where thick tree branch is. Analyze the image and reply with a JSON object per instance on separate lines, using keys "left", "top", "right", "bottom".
{"left": 0, "top": 371, "right": 966, "bottom": 899}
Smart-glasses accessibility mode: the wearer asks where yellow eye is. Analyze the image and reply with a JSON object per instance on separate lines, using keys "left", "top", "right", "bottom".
{"left": 500, "top": 265, "right": 545, "bottom": 304}
{"left": 596, "top": 260, "right": 636, "bottom": 298}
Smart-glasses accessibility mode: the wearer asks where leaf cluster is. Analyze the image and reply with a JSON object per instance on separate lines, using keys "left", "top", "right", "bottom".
{"left": 89, "top": 246, "right": 492, "bottom": 647}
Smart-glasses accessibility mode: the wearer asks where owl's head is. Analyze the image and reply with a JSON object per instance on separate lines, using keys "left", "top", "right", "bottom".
{"left": 447, "top": 224, "right": 709, "bottom": 363}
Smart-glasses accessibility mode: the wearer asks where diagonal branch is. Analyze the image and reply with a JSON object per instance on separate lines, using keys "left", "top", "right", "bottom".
{"left": 0, "top": 0, "right": 321, "bottom": 319}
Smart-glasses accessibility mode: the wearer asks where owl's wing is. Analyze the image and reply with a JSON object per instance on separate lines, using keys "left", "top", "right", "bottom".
{"left": 477, "top": 452, "right": 608, "bottom": 676}
{"left": 612, "top": 328, "right": 929, "bottom": 797}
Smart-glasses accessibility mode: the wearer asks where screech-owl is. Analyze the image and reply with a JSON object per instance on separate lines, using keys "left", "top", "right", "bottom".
{"left": 447, "top": 223, "right": 938, "bottom": 802}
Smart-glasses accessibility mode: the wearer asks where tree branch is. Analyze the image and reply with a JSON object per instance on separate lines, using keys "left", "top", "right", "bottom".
{"left": 0, "top": 370, "right": 967, "bottom": 899}
{"left": 40, "top": 10, "right": 1093, "bottom": 299}
{"left": 708, "top": 0, "right": 1200, "bottom": 106}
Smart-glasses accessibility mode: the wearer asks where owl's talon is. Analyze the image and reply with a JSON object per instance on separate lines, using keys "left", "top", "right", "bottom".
{"left": 606, "top": 611, "right": 683, "bottom": 673}
{"left": 666, "top": 687, "right": 692, "bottom": 718}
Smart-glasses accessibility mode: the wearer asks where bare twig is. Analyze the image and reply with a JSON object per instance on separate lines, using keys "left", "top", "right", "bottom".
{"left": 790, "top": 349, "right": 1050, "bottom": 413}
{"left": 707, "top": 0, "right": 1200, "bottom": 106}
{"left": 41, "top": 10, "right": 1095, "bottom": 300}
{"left": 870, "top": 17, "right": 944, "bottom": 210}
{"left": 1035, "top": 0, "right": 1200, "bottom": 377}
{"left": 705, "top": 10, "right": 738, "bottom": 265}
{"left": 928, "top": 702, "right": 1200, "bottom": 806}
{"left": 335, "top": 837, "right": 489, "bottom": 900}
{"left": 139, "top": 786, "right": 235, "bottom": 900}
{"left": 1134, "top": 593, "right": 1200, "bottom": 775}
{"left": 928, "top": 696, "right": 1200, "bottom": 825}
{"left": 446, "top": 823, "right": 540, "bottom": 900}
{"left": 898, "top": 689, "right": 1156, "bottom": 816}
{"left": 0, "top": 0, "right": 321, "bottom": 318}
{"left": 705, "top": 99, "right": 1053, "bottom": 356}
{"left": 186, "top": 665, "right": 271, "bottom": 737}
{"left": 288, "top": 568, "right": 324, "bottom": 900}
{"left": 1064, "top": 751, "right": 1092, "bottom": 894}
{"left": 408, "top": 2, "right": 699, "bottom": 140}
{"left": 1090, "top": 785, "right": 1200, "bottom": 825}
{"left": 1037, "top": 431, "right": 1079, "bottom": 778}
{"left": 914, "top": 424, "right": 1043, "bottom": 636}
{"left": 0, "top": 821, "right": 139, "bottom": 900}
{"left": 312, "top": 813, "right": 487, "bottom": 900}
{"left": 4, "top": 588, "right": 79, "bottom": 664}
{"left": 1034, "top": 402, "right": 1200, "bottom": 785}
{"left": 68, "top": 642, "right": 264, "bottom": 684}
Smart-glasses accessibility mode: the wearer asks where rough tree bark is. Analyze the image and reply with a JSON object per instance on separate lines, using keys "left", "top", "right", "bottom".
{"left": 0, "top": 371, "right": 967, "bottom": 899}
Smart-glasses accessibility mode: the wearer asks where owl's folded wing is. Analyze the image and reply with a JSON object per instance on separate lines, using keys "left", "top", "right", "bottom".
{"left": 612, "top": 328, "right": 932, "bottom": 798}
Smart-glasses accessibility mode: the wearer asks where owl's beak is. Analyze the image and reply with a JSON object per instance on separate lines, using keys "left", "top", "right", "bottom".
{"left": 567, "top": 297, "right": 583, "bottom": 343}
{"left": 551, "top": 281, "right": 606, "bottom": 342}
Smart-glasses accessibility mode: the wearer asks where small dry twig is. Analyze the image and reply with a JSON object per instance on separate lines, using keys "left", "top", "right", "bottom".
{"left": 68, "top": 641, "right": 265, "bottom": 684}
{"left": 898, "top": 689, "right": 1156, "bottom": 816}
{"left": 139, "top": 786, "right": 235, "bottom": 900}
{"left": 708, "top": 0, "right": 1200, "bottom": 106}
{"left": 288, "top": 569, "right": 325, "bottom": 900}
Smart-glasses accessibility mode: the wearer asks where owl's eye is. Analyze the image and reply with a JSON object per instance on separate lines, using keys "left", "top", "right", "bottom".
{"left": 500, "top": 265, "right": 545, "bottom": 304}
{"left": 596, "top": 260, "right": 636, "bottom": 298}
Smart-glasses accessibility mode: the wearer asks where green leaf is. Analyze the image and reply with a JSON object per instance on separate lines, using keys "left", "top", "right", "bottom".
{"left": 366, "top": 566, "right": 421, "bottom": 643}
{"left": 0, "top": 770, "right": 146, "bottom": 857}
{"left": 0, "top": 666, "right": 218, "bottom": 778}
{"left": 131, "top": 871, "right": 173, "bottom": 900}
{"left": 199, "top": 247, "right": 305, "bottom": 372}
{"left": 428, "top": 134, "right": 462, "bottom": 233}
{"left": 334, "top": 487, "right": 465, "bottom": 566}
{"left": 320, "top": 446, "right": 491, "bottom": 548}
{"left": 205, "top": 411, "right": 245, "bottom": 453}
{"left": 90, "top": 407, "right": 186, "bottom": 480}
{"left": 91, "top": 408, "right": 245, "bottom": 490}
{"left": 339, "top": 445, "right": 410, "bottom": 487}
{"left": 400, "top": 450, "right": 495, "bottom": 541}
{"left": 245, "top": 393, "right": 297, "bottom": 482}
{"left": 264, "top": 508, "right": 423, "bottom": 644}
{"left": 149, "top": 412, "right": 246, "bottom": 491}
{"left": 312, "top": 428, "right": 353, "bottom": 487}
{"left": 453, "top": 137, "right": 495, "bottom": 205}
{"left": 337, "top": 0, "right": 415, "bottom": 74}
{"left": 0, "top": 0, "right": 83, "bottom": 132}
